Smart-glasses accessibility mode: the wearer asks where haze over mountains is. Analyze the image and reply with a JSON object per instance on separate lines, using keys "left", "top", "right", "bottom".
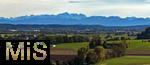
{"left": 0, "top": 12, "right": 150, "bottom": 26}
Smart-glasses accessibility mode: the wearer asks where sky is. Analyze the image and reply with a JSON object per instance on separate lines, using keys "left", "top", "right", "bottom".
{"left": 0, "top": 0, "right": 150, "bottom": 18}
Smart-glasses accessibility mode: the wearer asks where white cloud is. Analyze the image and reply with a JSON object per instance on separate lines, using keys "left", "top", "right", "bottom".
{"left": 0, "top": 0, "right": 150, "bottom": 18}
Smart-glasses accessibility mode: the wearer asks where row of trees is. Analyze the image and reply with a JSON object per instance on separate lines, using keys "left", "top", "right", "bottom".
{"left": 88, "top": 36, "right": 127, "bottom": 59}
{"left": 137, "top": 27, "right": 150, "bottom": 39}
{"left": 51, "top": 36, "right": 128, "bottom": 65}
{"left": 107, "top": 43, "right": 127, "bottom": 58}
{"left": 0, "top": 34, "right": 89, "bottom": 43}
{"left": 45, "top": 35, "right": 89, "bottom": 43}
{"left": 1, "top": 33, "right": 128, "bottom": 65}
{"left": 69, "top": 46, "right": 105, "bottom": 65}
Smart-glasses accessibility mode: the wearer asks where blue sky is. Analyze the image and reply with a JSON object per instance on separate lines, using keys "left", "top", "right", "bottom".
{"left": 0, "top": 0, "right": 150, "bottom": 18}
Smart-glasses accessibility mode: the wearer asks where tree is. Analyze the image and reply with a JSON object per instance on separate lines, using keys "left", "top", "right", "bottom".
{"left": 111, "top": 46, "right": 120, "bottom": 57}
{"left": 119, "top": 42, "right": 127, "bottom": 56}
{"left": 75, "top": 47, "right": 88, "bottom": 65}
{"left": 137, "top": 27, "right": 150, "bottom": 39}
{"left": 85, "top": 51, "right": 98, "bottom": 65}
{"left": 89, "top": 36, "right": 103, "bottom": 49}
{"left": 111, "top": 43, "right": 127, "bottom": 57}
{"left": 89, "top": 39, "right": 96, "bottom": 49}
{"left": 94, "top": 46, "right": 106, "bottom": 62}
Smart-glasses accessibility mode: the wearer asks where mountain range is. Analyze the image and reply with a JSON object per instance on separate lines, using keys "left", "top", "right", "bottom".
{"left": 0, "top": 12, "right": 150, "bottom": 26}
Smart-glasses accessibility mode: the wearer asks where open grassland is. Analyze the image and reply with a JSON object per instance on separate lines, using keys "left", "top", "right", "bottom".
{"left": 55, "top": 40, "right": 150, "bottom": 50}
{"left": 109, "top": 40, "right": 150, "bottom": 55}
{"left": 55, "top": 42, "right": 89, "bottom": 50}
{"left": 54, "top": 40, "right": 150, "bottom": 55}
{"left": 126, "top": 40, "right": 150, "bottom": 50}
{"left": 109, "top": 40, "right": 150, "bottom": 50}
{"left": 103, "top": 56, "right": 150, "bottom": 65}
{"left": 55, "top": 40, "right": 150, "bottom": 65}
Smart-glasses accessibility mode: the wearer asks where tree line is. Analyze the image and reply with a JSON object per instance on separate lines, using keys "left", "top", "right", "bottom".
{"left": 51, "top": 36, "right": 128, "bottom": 65}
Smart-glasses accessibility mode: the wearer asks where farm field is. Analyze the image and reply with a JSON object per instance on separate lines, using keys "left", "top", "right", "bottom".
{"left": 108, "top": 40, "right": 150, "bottom": 50}
{"left": 55, "top": 40, "right": 150, "bottom": 51}
{"left": 103, "top": 56, "right": 150, "bottom": 65}
{"left": 54, "top": 40, "right": 150, "bottom": 56}
{"left": 55, "top": 40, "right": 150, "bottom": 65}
{"left": 55, "top": 42, "right": 89, "bottom": 50}
{"left": 126, "top": 40, "right": 150, "bottom": 50}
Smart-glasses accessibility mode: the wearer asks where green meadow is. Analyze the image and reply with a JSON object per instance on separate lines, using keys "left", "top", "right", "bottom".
{"left": 109, "top": 40, "right": 150, "bottom": 50}
{"left": 103, "top": 56, "right": 150, "bottom": 65}
{"left": 126, "top": 40, "right": 150, "bottom": 50}
{"left": 54, "top": 40, "right": 150, "bottom": 50}
{"left": 55, "top": 42, "right": 89, "bottom": 50}
{"left": 55, "top": 40, "right": 150, "bottom": 65}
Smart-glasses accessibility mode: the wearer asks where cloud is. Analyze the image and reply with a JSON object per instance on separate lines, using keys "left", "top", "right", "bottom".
{"left": 68, "top": 0, "right": 91, "bottom": 3}
{"left": 0, "top": 0, "right": 150, "bottom": 18}
{"left": 89, "top": 0, "right": 150, "bottom": 4}
{"left": 89, "top": 4, "right": 150, "bottom": 18}
{"left": 68, "top": 1, "right": 85, "bottom": 3}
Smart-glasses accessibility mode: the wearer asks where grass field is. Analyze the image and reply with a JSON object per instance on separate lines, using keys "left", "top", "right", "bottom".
{"left": 126, "top": 40, "right": 150, "bottom": 50}
{"left": 55, "top": 40, "right": 150, "bottom": 65}
{"left": 55, "top": 40, "right": 150, "bottom": 50}
{"left": 103, "top": 56, "right": 150, "bottom": 65}
{"left": 109, "top": 40, "right": 150, "bottom": 50}
{"left": 55, "top": 42, "right": 89, "bottom": 50}
{"left": 44, "top": 33, "right": 150, "bottom": 65}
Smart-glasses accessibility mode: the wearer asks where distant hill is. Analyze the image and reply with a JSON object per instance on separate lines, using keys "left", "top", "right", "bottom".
{"left": 0, "top": 12, "right": 150, "bottom": 26}
{"left": 0, "top": 24, "right": 149, "bottom": 34}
